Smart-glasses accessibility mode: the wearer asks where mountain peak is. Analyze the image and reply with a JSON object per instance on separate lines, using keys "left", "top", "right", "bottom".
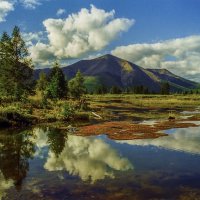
{"left": 97, "top": 54, "right": 119, "bottom": 60}
{"left": 34, "top": 54, "right": 198, "bottom": 92}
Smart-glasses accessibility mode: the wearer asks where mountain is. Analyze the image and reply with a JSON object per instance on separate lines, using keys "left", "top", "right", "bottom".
{"left": 34, "top": 54, "right": 198, "bottom": 92}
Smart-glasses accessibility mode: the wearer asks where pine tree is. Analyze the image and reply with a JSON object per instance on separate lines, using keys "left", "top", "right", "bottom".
{"left": 0, "top": 27, "right": 33, "bottom": 100}
{"left": 160, "top": 82, "right": 170, "bottom": 95}
{"left": 95, "top": 84, "right": 107, "bottom": 94}
{"left": 0, "top": 32, "right": 13, "bottom": 96}
{"left": 12, "top": 26, "right": 33, "bottom": 99}
{"left": 110, "top": 86, "right": 122, "bottom": 94}
{"left": 46, "top": 61, "right": 67, "bottom": 99}
{"left": 37, "top": 71, "right": 48, "bottom": 91}
{"left": 68, "top": 70, "right": 86, "bottom": 99}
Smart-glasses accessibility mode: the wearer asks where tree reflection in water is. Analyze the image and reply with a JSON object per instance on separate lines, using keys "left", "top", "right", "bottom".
{"left": 47, "top": 128, "right": 67, "bottom": 157}
{"left": 0, "top": 130, "right": 35, "bottom": 191}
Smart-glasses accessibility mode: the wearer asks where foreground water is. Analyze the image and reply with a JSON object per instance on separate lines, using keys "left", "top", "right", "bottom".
{"left": 0, "top": 124, "right": 200, "bottom": 200}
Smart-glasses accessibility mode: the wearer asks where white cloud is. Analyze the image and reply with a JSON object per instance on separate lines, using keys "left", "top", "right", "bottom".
{"left": 29, "top": 42, "right": 56, "bottom": 66}
{"left": 44, "top": 135, "right": 133, "bottom": 183}
{"left": 56, "top": 8, "right": 66, "bottom": 16}
{"left": 0, "top": 0, "right": 14, "bottom": 22}
{"left": 29, "top": 5, "right": 134, "bottom": 65}
{"left": 22, "top": 31, "right": 45, "bottom": 46}
{"left": 30, "top": 128, "right": 49, "bottom": 158}
{"left": 19, "top": 0, "right": 41, "bottom": 9}
{"left": 112, "top": 35, "right": 200, "bottom": 81}
{"left": 0, "top": 0, "right": 47, "bottom": 23}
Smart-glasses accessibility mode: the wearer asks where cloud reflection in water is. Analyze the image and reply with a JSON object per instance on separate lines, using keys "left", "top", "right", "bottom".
{"left": 44, "top": 135, "right": 133, "bottom": 183}
{"left": 0, "top": 172, "right": 13, "bottom": 200}
{"left": 117, "top": 126, "right": 200, "bottom": 155}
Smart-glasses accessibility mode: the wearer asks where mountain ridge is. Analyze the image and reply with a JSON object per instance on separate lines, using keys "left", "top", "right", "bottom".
{"left": 34, "top": 54, "right": 198, "bottom": 92}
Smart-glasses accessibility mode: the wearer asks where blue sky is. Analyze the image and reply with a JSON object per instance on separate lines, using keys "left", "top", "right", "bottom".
{"left": 1, "top": 0, "right": 200, "bottom": 81}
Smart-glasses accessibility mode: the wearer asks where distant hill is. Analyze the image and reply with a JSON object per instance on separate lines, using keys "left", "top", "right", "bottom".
{"left": 34, "top": 54, "right": 198, "bottom": 93}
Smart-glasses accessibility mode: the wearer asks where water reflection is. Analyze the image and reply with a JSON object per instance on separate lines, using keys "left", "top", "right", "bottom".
{"left": 0, "top": 172, "right": 13, "bottom": 200}
{"left": 47, "top": 129, "right": 67, "bottom": 157}
{"left": 0, "top": 127, "right": 133, "bottom": 189}
{"left": 0, "top": 125, "right": 200, "bottom": 199}
{"left": 44, "top": 135, "right": 133, "bottom": 183}
{"left": 0, "top": 130, "right": 35, "bottom": 191}
{"left": 117, "top": 126, "right": 200, "bottom": 154}
{"left": 31, "top": 128, "right": 67, "bottom": 158}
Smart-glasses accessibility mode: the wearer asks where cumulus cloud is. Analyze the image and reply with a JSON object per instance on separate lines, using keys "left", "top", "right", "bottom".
{"left": 117, "top": 126, "right": 200, "bottom": 155}
{"left": 56, "top": 8, "right": 66, "bottom": 16}
{"left": 31, "top": 128, "right": 49, "bottom": 148}
{"left": 112, "top": 35, "right": 200, "bottom": 81}
{"left": 0, "top": 0, "right": 14, "bottom": 22}
{"left": 30, "top": 128, "right": 49, "bottom": 158}
{"left": 22, "top": 31, "right": 45, "bottom": 46}
{"left": 29, "top": 5, "right": 134, "bottom": 65}
{"left": 44, "top": 135, "right": 133, "bottom": 183}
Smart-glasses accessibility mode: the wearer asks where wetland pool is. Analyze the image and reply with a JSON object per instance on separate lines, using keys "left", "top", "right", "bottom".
{"left": 0, "top": 123, "right": 200, "bottom": 200}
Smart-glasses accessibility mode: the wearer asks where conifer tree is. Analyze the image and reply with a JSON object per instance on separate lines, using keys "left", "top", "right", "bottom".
{"left": 46, "top": 61, "right": 67, "bottom": 99}
{"left": 110, "top": 86, "right": 122, "bottom": 94}
{"left": 68, "top": 70, "right": 86, "bottom": 99}
{"left": 0, "top": 32, "right": 13, "bottom": 96}
{"left": 37, "top": 71, "right": 48, "bottom": 92}
{"left": 160, "top": 82, "right": 170, "bottom": 95}
{"left": 0, "top": 26, "right": 33, "bottom": 100}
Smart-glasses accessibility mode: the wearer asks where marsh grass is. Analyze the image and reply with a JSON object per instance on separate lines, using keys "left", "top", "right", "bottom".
{"left": 0, "top": 94, "right": 199, "bottom": 127}
{"left": 87, "top": 94, "right": 200, "bottom": 120}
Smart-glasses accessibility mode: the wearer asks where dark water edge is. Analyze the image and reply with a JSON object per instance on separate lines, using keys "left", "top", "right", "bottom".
{"left": 1, "top": 124, "right": 200, "bottom": 200}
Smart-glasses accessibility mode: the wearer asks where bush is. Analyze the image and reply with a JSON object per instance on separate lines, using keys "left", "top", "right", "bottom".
{"left": 41, "top": 94, "right": 48, "bottom": 108}
{"left": 0, "top": 110, "right": 31, "bottom": 126}
{"left": 74, "top": 112, "right": 89, "bottom": 121}
{"left": 27, "top": 107, "right": 33, "bottom": 115}
{"left": 79, "top": 98, "right": 89, "bottom": 111}
{"left": 61, "top": 103, "right": 75, "bottom": 120}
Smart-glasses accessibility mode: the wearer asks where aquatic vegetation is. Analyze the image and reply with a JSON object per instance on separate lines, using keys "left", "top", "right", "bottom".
{"left": 75, "top": 120, "right": 198, "bottom": 140}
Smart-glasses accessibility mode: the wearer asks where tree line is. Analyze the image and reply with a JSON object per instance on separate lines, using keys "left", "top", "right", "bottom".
{"left": 92, "top": 82, "right": 170, "bottom": 95}
{"left": 37, "top": 61, "right": 86, "bottom": 102}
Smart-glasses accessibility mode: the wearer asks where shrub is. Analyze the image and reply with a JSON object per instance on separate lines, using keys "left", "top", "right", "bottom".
{"left": 61, "top": 103, "right": 75, "bottom": 120}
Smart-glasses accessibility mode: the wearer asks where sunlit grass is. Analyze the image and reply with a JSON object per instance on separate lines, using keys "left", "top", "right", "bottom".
{"left": 0, "top": 93, "right": 199, "bottom": 127}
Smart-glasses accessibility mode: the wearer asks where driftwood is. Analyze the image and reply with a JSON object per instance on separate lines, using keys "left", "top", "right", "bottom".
{"left": 91, "top": 112, "right": 102, "bottom": 119}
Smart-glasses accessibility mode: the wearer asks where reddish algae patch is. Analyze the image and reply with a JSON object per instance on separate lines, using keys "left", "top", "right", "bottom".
{"left": 75, "top": 120, "right": 198, "bottom": 140}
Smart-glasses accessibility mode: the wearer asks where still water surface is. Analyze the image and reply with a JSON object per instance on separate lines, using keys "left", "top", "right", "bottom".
{"left": 1, "top": 124, "right": 200, "bottom": 200}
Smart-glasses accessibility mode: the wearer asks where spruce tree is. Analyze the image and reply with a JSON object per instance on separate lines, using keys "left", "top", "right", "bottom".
{"left": 0, "top": 26, "right": 33, "bottom": 100}
{"left": 110, "top": 86, "right": 122, "bottom": 94}
{"left": 160, "top": 82, "right": 170, "bottom": 95}
{"left": 46, "top": 61, "right": 67, "bottom": 99}
{"left": 37, "top": 71, "right": 48, "bottom": 92}
{"left": 68, "top": 70, "right": 86, "bottom": 99}
{"left": 0, "top": 32, "right": 13, "bottom": 96}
